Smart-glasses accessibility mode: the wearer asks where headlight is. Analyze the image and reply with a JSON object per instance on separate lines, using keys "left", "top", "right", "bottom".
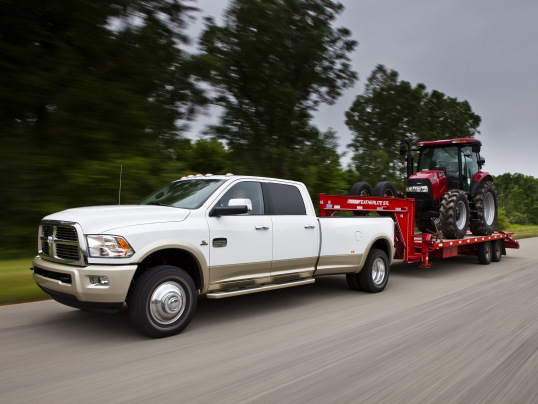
{"left": 86, "top": 235, "right": 135, "bottom": 258}
{"left": 407, "top": 185, "right": 429, "bottom": 193}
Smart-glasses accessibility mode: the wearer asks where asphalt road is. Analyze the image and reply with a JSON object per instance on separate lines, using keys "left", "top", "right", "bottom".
{"left": 1, "top": 238, "right": 537, "bottom": 404}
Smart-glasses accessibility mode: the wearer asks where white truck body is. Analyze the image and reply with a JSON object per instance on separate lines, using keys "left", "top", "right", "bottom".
{"left": 32, "top": 175, "right": 394, "bottom": 337}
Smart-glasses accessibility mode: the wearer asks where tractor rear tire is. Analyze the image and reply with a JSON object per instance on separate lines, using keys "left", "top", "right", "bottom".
{"left": 439, "top": 190, "right": 470, "bottom": 239}
{"left": 350, "top": 182, "right": 372, "bottom": 216}
{"left": 373, "top": 181, "right": 397, "bottom": 197}
{"left": 470, "top": 181, "right": 498, "bottom": 236}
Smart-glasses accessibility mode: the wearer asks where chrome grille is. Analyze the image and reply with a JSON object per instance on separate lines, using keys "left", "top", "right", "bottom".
{"left": 39, "top": 221, "right": 84, "bottom": 265}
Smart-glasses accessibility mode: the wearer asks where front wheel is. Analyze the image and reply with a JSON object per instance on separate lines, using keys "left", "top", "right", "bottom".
{"left": 439, "top": 190, "right": 470, "bottom": 239}
{"left": 477, "top": 242, "right": 492, "bottom": 265}
{"left": 129, "top": 265, "right": 198, "bottom": 338}
{"left": 346, "top": 248, "right": 389, "bottom": 293}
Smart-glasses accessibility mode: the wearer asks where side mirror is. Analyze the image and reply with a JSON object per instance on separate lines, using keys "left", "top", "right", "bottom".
{"left": 478, "top": 157, "right": 486, "bottom": 167}
{"left": 399, "top": 144, "right": 408, "bottom": 156}
{"left": 209, "top": 198, "right": 252, "bottom": 217}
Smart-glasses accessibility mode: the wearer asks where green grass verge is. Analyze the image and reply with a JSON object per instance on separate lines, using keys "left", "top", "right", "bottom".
{"left": 0, "top": 256, "right": 49, "bottom": 306}
{"left": 506, "top": 225, "right": 538, "bottom": 240}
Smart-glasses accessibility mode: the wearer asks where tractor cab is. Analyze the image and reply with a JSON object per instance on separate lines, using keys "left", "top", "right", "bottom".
{"left": 416, "top": 138, "right": 483, "bottom": 192}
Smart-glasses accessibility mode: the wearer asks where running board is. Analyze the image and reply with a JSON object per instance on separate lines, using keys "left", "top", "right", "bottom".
{"left": 206, "top": 278, "right": 315, "bottom": 299}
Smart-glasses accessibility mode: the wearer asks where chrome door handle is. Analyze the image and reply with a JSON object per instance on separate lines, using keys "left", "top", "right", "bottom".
{"left": 304, "top": 225, "right": 316, "bottom": 229}
{"left": 255, "top": 226, "right": 270, "bottom": 230}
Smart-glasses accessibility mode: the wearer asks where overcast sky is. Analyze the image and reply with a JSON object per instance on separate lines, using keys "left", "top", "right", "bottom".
{"left": 189, "top": 0, "right": 538, "bottom": 178}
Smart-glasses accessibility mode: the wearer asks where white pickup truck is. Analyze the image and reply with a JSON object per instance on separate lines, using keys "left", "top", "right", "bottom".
{"left": 32, "top": 175, "right": 394, "bottom": 337}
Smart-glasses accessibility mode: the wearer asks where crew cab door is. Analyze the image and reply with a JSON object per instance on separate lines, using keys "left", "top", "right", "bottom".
{"left": 263, "top": 182, "right": 319, "bottom": 278}
{"left": 207, "top": 181, "right": 272, "bottom": 286}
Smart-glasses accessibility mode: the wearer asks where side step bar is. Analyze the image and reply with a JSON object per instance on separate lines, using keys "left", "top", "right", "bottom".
{"left": 206, "top": 278, "right": 315, "bottom": 299}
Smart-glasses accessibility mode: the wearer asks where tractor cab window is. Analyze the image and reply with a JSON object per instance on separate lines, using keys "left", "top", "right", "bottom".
{"left": 461, "top": 145, "right": 479, "bottom": 191}
{"left": 418, "top": 146, "right": 460, "bottom": 187}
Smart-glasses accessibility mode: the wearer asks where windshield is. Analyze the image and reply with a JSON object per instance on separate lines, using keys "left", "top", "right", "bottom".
{"left": 139, "top": 179, "right": 226, "bottom": 209}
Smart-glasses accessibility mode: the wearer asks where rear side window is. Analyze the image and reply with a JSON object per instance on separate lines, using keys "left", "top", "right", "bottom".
{"left": 265, "top": 183, "right": 306, "bottom": 215}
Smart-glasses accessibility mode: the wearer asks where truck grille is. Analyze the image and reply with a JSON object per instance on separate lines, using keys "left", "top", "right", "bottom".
{"left": 39, "top": 221, "right": 84, "bottom": 265}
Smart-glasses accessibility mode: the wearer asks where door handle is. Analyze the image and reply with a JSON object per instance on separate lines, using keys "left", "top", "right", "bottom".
{"left": 304, "top": 225, "right": 316, "bottom": 229}
{"left": 255, "top": 226, "right": 270, "bottom": 230}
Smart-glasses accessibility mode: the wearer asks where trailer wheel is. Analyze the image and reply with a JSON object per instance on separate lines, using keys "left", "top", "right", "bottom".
{"left": 470, "top": 181, "right": 498, "bottom": 236}
{"left": 346, "top": 248, "right": 389, "bottom": 293}
{"left": 373, "top": 181, "right": 397, "bottom": 197}
{"left": 439, "top": 190, "right": 470, "bottom": 239}
{"left": 129, "top": 265, "right": 197, "bottom": 338}
{"left": 350, "top": 182, "right": 372, "bottom": 216}
{"left": 477, "top": 241, "right": 492, "bottom": 265}
{"left": 491, "top": 239, "right": 503, "bottom": 262}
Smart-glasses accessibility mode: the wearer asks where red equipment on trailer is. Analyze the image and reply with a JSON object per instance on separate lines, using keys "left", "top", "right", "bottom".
{"left": 319, "top": 194, "right": 519, "bottom": 268}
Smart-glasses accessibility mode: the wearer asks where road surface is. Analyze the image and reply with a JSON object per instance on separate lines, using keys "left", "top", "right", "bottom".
{"left": 1, "top": 238, "right": 537, "bottom": 403}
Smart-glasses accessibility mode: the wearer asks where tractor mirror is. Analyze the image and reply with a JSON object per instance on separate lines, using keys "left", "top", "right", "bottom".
{"left": 399, "top": 144, "right": 408, "bottom": 156}
{"left": 472, "top": 143, "right": 481, "bottom": 153}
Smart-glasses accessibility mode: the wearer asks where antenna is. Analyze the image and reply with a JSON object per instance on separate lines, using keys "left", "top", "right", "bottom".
{"left": 118, "top": 165, "right": 123, "bottom": 205}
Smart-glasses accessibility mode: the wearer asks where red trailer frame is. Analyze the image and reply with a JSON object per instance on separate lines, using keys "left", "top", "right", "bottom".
{"left": 319, "top": 194, "right": 519, "bottom": 268}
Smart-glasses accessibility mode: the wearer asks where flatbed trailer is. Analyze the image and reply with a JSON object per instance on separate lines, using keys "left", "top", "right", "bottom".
{"left": 319, "top": 194, "right": 520, "bottom": 268}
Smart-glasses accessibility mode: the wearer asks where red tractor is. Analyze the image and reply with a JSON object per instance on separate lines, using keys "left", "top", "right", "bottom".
{"left": 400, "top": 138, "right": 498, "bottom": 239}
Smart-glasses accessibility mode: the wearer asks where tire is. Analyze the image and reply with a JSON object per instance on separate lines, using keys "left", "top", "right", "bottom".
{"left": 129, "top": 265, "right": 198, "bottom": 338}
{"left": 346, "top": 249, "right": 389, "bottom": 293}
{"left": 350, "top": 182, "right": 372, "bottom": 216}
{"left": 373, "top": 181, "right": 397, "bottom": 197}
{"left": 350, "top": 182, "right": 373, "bottom": 196}
{"left": 491, "top": 239, "right": 503, "bottom": 262}
{"left": 478, "top": 241, "right": 492, "bottom": 265}
{"left": 439, "top": 189, "right": 470, "bottom": 239}
{"left": 470, "top": 181, "right": 498, "bottom": 236}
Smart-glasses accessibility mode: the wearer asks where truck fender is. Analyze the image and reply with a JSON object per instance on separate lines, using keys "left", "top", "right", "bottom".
{"left": 131, "top": 239, "right": 209, "bottom": 293}
{"left": 357, "top": 236, "right": 394, "bottom": 272}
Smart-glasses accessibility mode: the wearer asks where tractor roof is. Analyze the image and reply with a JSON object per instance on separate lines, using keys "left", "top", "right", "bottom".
{"left": 418, "top": 138, "right": 481, "bottom": 147}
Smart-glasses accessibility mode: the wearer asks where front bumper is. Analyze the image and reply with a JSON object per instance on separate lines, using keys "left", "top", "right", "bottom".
{"left": 31, "top": 256, "right": 137, "bottom": 311}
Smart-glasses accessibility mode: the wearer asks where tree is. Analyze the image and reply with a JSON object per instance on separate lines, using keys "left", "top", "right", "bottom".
{"left": 494, "top": 173, "right": 538, "bottom": 225}
{"left": 195, "top": 0, "right": 357, "bottom": 178}
{"left": 0, "top": 0, "right": 202, "bottom": 251}
{"left": 345, "top": 65, "right": 481, "bottom": 187}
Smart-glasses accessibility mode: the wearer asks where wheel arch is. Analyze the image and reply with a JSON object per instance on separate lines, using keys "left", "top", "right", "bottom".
{"left": 470, "top": 173, "right": 494, "bottom": 196}
{"left": 359, "top": 236, "right": 394, "bottom": 270}
{"left": 130, "top": 241, "right": 209, "bottom": 294}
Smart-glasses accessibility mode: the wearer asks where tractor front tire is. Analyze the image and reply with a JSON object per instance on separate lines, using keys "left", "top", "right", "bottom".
{"left": 439, "top": 190, "right": 470, "bottom": 239}
{"left": 470, "top": 181, "right": 498, "bottom": 236}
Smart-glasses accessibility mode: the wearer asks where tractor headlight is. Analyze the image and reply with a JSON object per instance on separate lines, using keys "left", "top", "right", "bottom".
{"left": 86, "top": 235, "right": 135, "bottom": 258}
{"left": 407, "top": 185, "right": 429, "bottom": 193}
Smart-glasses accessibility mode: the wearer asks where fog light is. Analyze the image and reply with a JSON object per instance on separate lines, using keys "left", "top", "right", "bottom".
{"left": 90, "top": 276, "right": 109, "bottom": 286}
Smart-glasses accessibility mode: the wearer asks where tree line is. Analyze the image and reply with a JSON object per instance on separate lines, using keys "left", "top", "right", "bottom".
{"left": 0, "top": 0, "right": 529, "bottom": 253}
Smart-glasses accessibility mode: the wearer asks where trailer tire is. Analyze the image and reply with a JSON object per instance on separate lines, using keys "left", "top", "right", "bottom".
{"left": 347, "top": 249, "right": 389, "bottom": 293}
{"left": 439, "top": 190, "right": 470, "bottom": 239}
{"left": 129, "top": 265, "right": 197, "bottom": 338}
{"left": 470, "top": 181, "right": 498, "bottom": 236}
{"left": 350, "top": 182, "right": 372, "bottom": 216}
{"left": 477, "top": 241, "right": 492, "bottom": 265}
{"left": 491, "top": 239, "right": 503, "bottom": 262}
{"left": 373, "top": 181, "right": 397, "bottom": 197}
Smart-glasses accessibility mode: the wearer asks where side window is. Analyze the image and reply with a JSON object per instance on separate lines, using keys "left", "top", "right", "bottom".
{"left": 265, "top": 183, "right": 306, "bottom": 215}
{"left": 217, "top": 182, "right": 265, "bottom": 215}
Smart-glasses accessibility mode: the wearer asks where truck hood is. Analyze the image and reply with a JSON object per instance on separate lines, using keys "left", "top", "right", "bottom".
{"left": 43, "top": 205, "right": 191, "bottom": 234}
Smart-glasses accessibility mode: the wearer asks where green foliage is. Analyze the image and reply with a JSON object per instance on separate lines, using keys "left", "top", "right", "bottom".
{"left": 195, "top": 0, "right": 357, "bottom": 178}
{"left": 494, "top": 173, "right": 538, "bottom": 225}
{"left": 346, "top": 65, "right": 481, "bottom": 186}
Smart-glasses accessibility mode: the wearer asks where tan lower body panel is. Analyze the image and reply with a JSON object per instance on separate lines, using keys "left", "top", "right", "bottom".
{"left": 315, "top": 254, "right": 363, "bottom": 275}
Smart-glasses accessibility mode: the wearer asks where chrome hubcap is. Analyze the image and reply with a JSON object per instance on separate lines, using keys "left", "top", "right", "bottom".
{"left": 372, "top": 257, "right": 386, "bottom": 286}
{"left": 150, "top": 281, "right": 186, "bottom": 325}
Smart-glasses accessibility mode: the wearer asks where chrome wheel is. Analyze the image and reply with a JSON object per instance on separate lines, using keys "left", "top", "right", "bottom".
{"left": 372, "top": 257, "right": 386, "bottom": 286}
{"left": 149, "top": 281, "right": 186, "bottom": 325}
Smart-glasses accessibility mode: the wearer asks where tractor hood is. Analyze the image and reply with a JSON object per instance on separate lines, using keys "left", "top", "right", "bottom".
{"left": 43, "top": 205, "right": 190, "bottom": 234}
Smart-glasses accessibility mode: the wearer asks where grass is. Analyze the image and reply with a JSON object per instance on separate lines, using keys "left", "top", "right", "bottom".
{"left": 0, "top": 256, "right": 49, "bottom": 306}
{"left": 1, "top": 225, "right": 537, "bottom": 307}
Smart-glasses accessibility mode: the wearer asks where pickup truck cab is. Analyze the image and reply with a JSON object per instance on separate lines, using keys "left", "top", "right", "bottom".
{"left": 32, "top": 175, "right": 394, "bottom": 337}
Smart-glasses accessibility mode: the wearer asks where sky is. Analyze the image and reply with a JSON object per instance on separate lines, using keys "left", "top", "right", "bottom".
{"left": 188, "top": 0, "right": 538, "bottom": 178}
